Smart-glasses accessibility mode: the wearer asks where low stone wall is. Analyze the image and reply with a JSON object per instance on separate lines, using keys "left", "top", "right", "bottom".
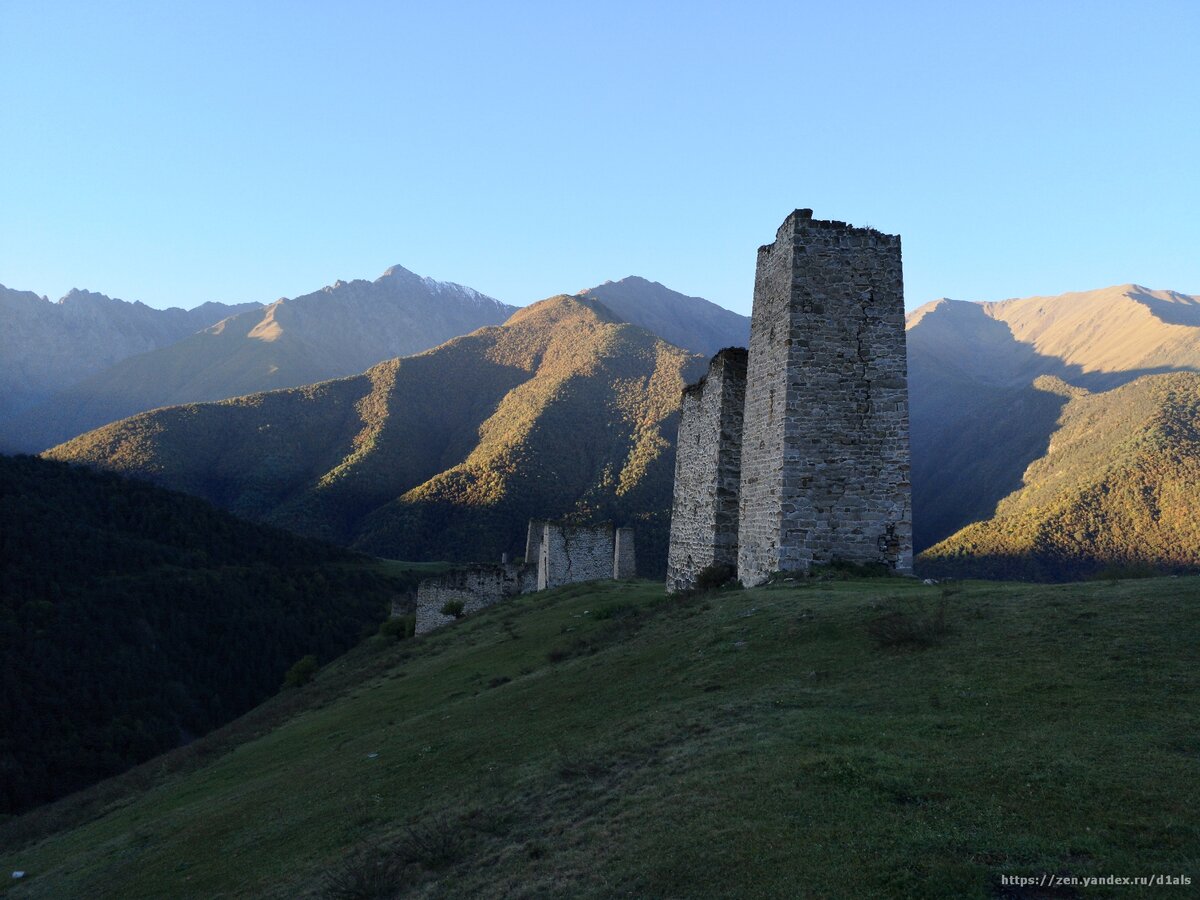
{"left": 415, "top": 563, "right": 536, "bottom": 634}
{"left": 538, "top": 522, "right": 615, "bottom": 590}
{"left": 417, "top": 519, "right": 635, "bottom": 633}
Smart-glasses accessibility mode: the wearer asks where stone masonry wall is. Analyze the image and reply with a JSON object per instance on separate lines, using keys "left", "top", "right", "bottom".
{"left": 614, "top": 526, "right": 637, "bottom": 579}
{"left": 737, "top": 210, "right": 912, "bottom": 585}
{"left": 538, "top": 522, "right": 615, "bottom": 590}
{"left": 415, "top": 563, "right": 536, "bottom": 634}
{"left": 666, "top": 348, "right": 747, "bottom": 591}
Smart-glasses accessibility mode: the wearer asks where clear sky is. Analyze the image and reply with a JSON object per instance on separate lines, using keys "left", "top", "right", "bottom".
{"left": 2, "top": 1, "right": 1197, "bottom": 315}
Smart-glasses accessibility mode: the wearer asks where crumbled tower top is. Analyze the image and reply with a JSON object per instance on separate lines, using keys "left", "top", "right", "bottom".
{"left": 758, "top": 208, "right": 900, "bottom": 256}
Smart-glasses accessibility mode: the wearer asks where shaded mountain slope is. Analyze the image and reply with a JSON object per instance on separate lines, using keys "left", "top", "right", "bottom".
{"left": 578, "top": 276, "right": 750, "bottom": 357}
{"left": 919, "top": 372, "right": 1200, "bottom": 580}
{"left": 0, "top": 284, "right": 256, "bottom": 422}
{"left": 0, "top": 455, "right": 409, "bottom": 814}
{"left": 46, "top": 295, "right": 705, "bottom": 572}
{"left": 8, "top": 266, "right": 514, "bottom": 452}
{"left": 907, "top": 284, "right": 1200, "bottom": 551}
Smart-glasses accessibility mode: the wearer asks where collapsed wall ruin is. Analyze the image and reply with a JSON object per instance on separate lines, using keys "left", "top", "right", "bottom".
{"left": 414, "top": 519, "right": 638, "bottom": 633}
{"left": 415, "top": 562, "right": 537, "bottom": 632}
{"left": 668, "top": 209, "right": 913, "bottom": 590}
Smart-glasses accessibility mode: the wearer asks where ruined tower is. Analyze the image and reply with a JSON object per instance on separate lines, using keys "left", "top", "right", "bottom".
{"left": 666, "top": 347, "right": 747, "bottom": 591}
{"left": 736, "top": 209, "right": 912, "bottom": 585}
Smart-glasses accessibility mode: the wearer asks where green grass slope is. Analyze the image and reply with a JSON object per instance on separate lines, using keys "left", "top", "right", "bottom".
{"left": 0, "top": 455, "right": 417, "bottom": 814}
{"left": 3, "top": 576, "right": 1196, "bottom": 898}
{"left": 45, "top": 295, "right": 705, "bottom": 573}
{"left": 920, "top": 372, "right": 1200, "bottom": 580}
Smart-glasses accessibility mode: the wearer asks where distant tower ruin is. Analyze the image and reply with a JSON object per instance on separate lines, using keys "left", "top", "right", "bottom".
{"left": 667, "top": 209, "right": 912, "bottom": 590}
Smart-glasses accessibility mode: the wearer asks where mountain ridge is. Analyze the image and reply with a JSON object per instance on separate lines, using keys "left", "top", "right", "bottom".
{"left": 44, "top": 294, "right": 706, "bottom": 572}
{"left": 577, "top": 275, "right": 750, "bottom": 358}
{"left": 907, "top": 282, "right": 1200, "bottom": 552}
{"left": 918, "top": 371, "right": 1200, "bottom": 579}
{"left": 0, "top": 283, "right": 258, "bottom": 423}
{"left": 5, "top": 266, "right": 516, "bottom": 452}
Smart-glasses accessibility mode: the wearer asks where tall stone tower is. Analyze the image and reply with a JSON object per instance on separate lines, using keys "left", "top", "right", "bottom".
{"left": 666, "top": 348, "right": 747, "bottom": 592}
{"left": 736, "top": 209, "right": 912, "bottom": 585}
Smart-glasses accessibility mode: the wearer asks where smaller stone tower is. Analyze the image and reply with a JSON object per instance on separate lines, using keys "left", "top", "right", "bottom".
{"left": 666, "top": 347, "right": 748, "bottom": 591}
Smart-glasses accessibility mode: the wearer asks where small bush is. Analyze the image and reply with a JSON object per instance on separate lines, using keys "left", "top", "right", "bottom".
{"left": 866, "top": 599, "right": 949, "bottom": 649}
{"left": 398, "top": 816, "right": 464, "bottom": 870}
{"left": 378, "top": 615, "right": 415, "bottom": 640}
{"left": 283, "top": 654, "right": 319, "bottom": 689}
{"left": 556, "top": 750, "right": 607, "bottom": 781}
{"left": 591, "top": 602, "right": 639, "bottom": 621}
{"left": 323, "top": 847, "right": 407, "bottom": 899}
{"left": 439, "top": 599, "right": 466, "bottom": 619}
{"left": 670, "top": 564, "right": 737, "bottom": 599}
{"left": 695, "top": 564, "right": 736, "bottom": 593}
{"left": 1091, "top": 563, "right": 1159, "bottom": 582}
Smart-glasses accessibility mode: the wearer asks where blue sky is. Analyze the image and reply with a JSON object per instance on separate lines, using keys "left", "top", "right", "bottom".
{"left": 1, "top": 1, "right": 1197, "bottom": 314}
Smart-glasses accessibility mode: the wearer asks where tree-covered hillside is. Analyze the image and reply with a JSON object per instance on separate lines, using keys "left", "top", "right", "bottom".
{"left": 0, "top": 455, "right": 409, "bottom": 814}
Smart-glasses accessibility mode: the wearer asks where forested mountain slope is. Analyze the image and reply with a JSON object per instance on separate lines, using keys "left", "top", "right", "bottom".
{"left": 919, "top": 372, "right": 1200, "bottom": 579}
{"left": 0, "top": 455, "right": 407, "bottom": 813}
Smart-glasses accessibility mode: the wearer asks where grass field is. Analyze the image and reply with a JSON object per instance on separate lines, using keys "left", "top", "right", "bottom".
{"left": 2, "top": 575, "right": 1197, "bottom": 898}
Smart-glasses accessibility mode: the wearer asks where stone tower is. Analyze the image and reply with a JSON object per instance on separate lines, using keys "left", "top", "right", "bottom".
{"left": 736, "top": 210, "right": 912, "bottom": 585}
{"left": 666, "top": 347, "right": 747, "bottom": 591}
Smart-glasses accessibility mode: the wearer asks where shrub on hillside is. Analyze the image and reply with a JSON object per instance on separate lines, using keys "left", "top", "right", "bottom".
{"left": 378, "top": 616, "right": 415, "bottom": 640}
{"left": 323, "top": 846, "right": 408, "bottom": 899}
{"left": 866, "top": 598, "right": 949, "bottom": 649}
{"left": 671, "top": 564, "right": 737, "bottom": 598}
{"left": 439, "top": 600, "right": 466, "bottom": 619}
{"left": 283, "top": 655, "right": 319, "bottom": 688}
{"left": 398, "top": 816, "right": 464, "bottom": 870}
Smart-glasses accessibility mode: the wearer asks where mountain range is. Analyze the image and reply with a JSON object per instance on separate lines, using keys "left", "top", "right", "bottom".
{"left": 0, "top": 284, "right": 256, "bottom": 425}
{"left": 907, "top": 284, "right": 1200, "bottom": 555}
{"left": 2, "top": 267, "right": 516, "bottom": 452}
{"left": 15, "top": 269, "right": 1200, "bottom": 581}
{"left": 2, "top": 272, "right": 750, "bottom": 454}
{"left": 45, "top": 295, "right": 707, "bottom": 574}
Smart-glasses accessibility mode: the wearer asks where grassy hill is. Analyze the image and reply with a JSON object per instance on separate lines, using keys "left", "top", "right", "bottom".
{"left": 919, "top": 372, "right": 1200, "bottom": 580}
{"left": 45, "top": 295, "right": 706, "bottom": 574}
{"left": 2, "top": 575, "right": 1196, "bottom": 898}
{"left": 0, "top": 455, "right": 420, "bottom": 814}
